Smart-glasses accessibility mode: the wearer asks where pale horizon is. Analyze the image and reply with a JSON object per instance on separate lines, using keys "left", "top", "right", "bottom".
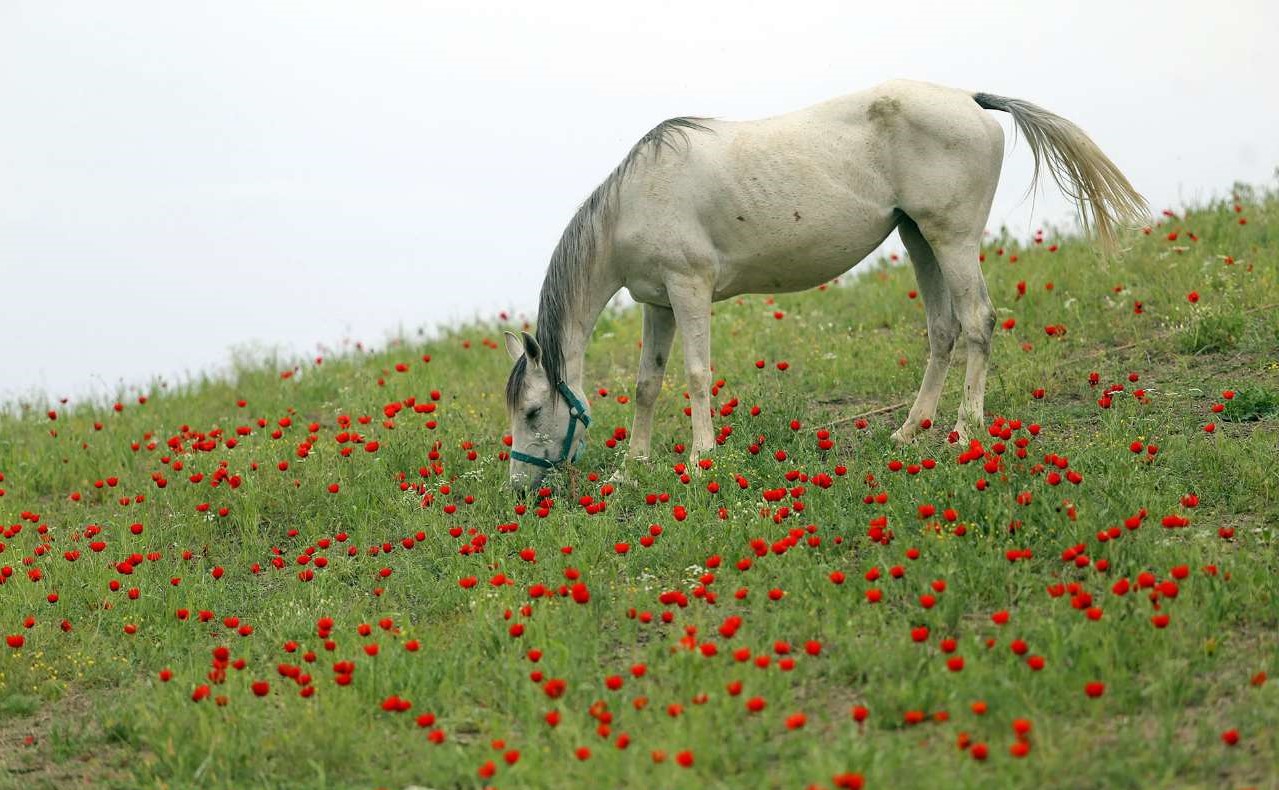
{"left": 4, "top": 0, "right": 1277, "bottom": 405}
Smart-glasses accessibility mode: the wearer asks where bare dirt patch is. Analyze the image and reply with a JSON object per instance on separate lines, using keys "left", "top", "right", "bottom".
{"left": 0, "top": 689, "right": 140, "bottom": 790}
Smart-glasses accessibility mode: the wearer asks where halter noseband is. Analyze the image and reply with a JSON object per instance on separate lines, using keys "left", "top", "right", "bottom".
{"left": 510, "top": 381, "right": 591, "bottom": 470}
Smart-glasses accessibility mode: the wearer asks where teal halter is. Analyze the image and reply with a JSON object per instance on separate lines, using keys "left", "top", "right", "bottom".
{"left": 510, "top": 381, "right": 591, "bottom": 470}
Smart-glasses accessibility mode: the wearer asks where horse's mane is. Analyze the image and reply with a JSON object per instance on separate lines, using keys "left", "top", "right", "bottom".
{"left": 507, "top": 117, "right": 712, "bottom": 412}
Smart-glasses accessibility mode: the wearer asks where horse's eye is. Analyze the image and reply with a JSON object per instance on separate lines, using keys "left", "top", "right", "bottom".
{"left": 525, "top": 408, "right": 540, "bottom": 422}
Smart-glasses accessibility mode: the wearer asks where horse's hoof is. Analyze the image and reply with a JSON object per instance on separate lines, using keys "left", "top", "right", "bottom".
{"left": 890, "top": 429, "right": 915, "bottom": 445}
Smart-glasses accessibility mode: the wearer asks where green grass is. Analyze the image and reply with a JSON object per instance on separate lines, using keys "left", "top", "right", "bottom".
{"left": 1176, "top": 311, "right": 1245, "bottom": 354}
{"left": 1221, "top": 387, "right": 1279, "bottom": 423}
{"left": 1, "top": 193, "right": 1277, "bottom": 790}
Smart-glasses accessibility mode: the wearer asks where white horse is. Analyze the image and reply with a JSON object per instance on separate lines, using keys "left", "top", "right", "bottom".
{"left": 503, "top": 79, "right": 1145, "bottom": 489}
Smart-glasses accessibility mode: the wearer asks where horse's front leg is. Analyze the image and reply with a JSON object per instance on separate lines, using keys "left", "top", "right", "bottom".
{"left": 668, "top": 277, "right": 716, "bottom": 457}
{"left": 627, "top": 303, "right": 677, "bottom": 460}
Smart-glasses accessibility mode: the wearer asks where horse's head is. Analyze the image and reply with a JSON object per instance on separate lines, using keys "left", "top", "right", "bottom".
{"left": 503, "top": 331, "right": 590, "bottom": 492}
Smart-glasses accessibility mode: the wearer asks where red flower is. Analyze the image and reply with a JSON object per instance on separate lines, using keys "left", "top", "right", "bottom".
{"left": 543, "top": 678, "right": 567, "bottom": 699}
{"left": 1084, "top": 681, "right": 1105, "bottom": 698}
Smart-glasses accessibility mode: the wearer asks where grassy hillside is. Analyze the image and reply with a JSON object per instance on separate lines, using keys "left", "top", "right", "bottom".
{"left": 1, "top": 189, "right": 1277, "bottom": 790}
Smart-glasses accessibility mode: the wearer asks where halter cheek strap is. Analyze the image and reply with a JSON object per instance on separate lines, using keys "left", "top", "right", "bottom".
{"left": 510, "top": 381, "right": 591, "bottom": 470}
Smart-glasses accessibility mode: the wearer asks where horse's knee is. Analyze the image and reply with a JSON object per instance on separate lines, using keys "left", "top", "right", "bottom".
{"left": 635, "top": 375, "right": 662, "bottom": 407}
{"left": 685, "top": 365, "right": 711, "bottom": 395}
{"left": 929, "top": 318, "right": 960, "bottom": 356}
{"left": 959, "top": 302, "right": 995, "bottom": 352}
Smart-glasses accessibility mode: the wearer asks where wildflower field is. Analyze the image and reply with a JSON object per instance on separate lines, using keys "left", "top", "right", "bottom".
{"left": 1, "top": 192, "right": 1277, "bottom": 790}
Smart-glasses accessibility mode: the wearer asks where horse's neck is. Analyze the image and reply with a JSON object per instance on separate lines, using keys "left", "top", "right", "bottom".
{"left": 556, "top": 264, "right": 621, "bottom": 391}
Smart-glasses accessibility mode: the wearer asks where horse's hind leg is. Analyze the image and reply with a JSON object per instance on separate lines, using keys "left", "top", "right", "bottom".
{"left": 892, "top": 216, "right": 961, "bottom": 443}
{"left": 926, "top": 234, "right": 995, "bottom": 444}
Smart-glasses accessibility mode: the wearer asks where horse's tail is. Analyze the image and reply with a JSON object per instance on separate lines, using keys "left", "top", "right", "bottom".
{"left": 974, "top": 92, "right": 1147, "bottom": 253}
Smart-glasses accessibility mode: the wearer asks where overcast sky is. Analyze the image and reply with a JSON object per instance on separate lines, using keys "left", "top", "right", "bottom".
{"left": 3, "top": 0, "right": 1277, "bottom": 403}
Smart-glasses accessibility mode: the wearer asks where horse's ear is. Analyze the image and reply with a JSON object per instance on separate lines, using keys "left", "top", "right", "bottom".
{"left": 520, "top": 331, "right": 542, "bottom": 366}
{"left": 503, "top": 331, "right": 524, "bottom": 363}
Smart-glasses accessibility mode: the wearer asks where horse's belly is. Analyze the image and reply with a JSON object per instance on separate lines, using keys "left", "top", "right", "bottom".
{"left": 709, "top": 213, "right": 897, "bottom": 300}
{"left": 711, "top": 252, "right": 857, "bottom": 300}
{"left": 701, "top": 159, "right": 900, "bottom": 298}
